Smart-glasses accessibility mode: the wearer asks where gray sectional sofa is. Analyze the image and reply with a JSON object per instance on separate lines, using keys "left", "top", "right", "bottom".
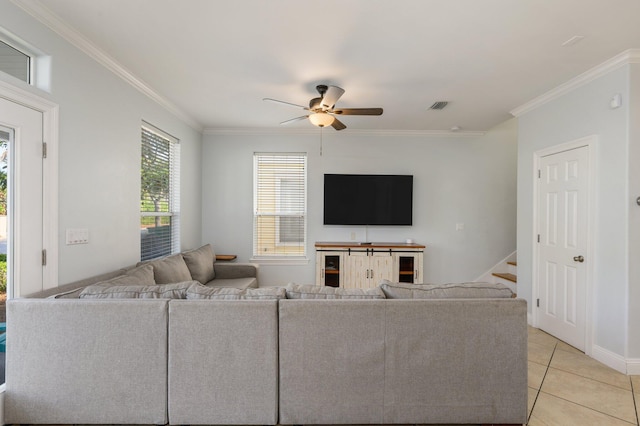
{"left": 4, "top": 246, "right": 528, "bottom": 426}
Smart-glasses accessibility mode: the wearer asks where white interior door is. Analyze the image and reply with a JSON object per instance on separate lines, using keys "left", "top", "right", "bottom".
{"left": 537, "top": 145, "right": 589, "bottom": 350}
{"left": 0, "top": 97, "right": 44, "bottom": 297}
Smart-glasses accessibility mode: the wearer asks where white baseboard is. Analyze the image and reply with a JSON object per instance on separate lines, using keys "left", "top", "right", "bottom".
{"left": 591, "top": 344, "right": 628, "bottom": 374}
{"left": 626, "top": 358, "right": 640, "bottom": 375}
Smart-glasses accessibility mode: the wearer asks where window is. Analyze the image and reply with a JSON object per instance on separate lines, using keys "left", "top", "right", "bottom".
{"left": 0, "top": 39, "right": 30, "bottom": 84}
{"left": 253, "top": 153, "right": 307, "bottom": 259}
{"left": 140, "top": 123, "right": 180, "bottom": 261}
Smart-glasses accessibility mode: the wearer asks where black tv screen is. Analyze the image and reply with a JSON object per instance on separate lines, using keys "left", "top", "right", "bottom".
{"left": 323, "top": 174, "right": 413, "bottom": 226}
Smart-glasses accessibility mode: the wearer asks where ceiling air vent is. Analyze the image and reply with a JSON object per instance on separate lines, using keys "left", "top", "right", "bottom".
{"left": 429, "top": 101, "right": 449, "bottom": 110}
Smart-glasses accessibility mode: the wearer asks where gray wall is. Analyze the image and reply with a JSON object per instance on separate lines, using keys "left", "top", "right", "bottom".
{"left": 202, "top": 119, "right": 517, "bottom": 286}
{"left": 517, "top": 64, "right": 635, "bottom": 359}
{"left": 0, "top": 2, "right": 203, "bottom": 284}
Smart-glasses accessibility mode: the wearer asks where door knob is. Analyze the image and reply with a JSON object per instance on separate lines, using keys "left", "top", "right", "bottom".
{"left": 573, "top": 255, "right": 584, "bottom": 263}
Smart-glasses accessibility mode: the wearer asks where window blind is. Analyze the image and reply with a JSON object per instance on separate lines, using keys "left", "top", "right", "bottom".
{"left": 253, "top": 153, "right": 307, "bottom": 258}
{"left": 141, "top": 124, "right": 180, "bottom": 261}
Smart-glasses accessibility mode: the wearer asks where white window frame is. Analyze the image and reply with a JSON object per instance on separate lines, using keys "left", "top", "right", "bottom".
{"left": 0, "top": 29, "right": 51, "bottom": 92}
{"left": 140, "top": 122, "right": 180, "bottom": 261}
{"left": 252, "top": 152, "right": 308, "bottom": 263}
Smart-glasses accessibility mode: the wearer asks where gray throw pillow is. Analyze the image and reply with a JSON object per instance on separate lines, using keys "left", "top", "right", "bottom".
{"left": 79, "top": 281, "right": 195, "bottom": 299}
{"left": 285, "top": 283, "right": 385, "bottom": 299}
{"left": 186, "top": 282, "right": 285, "bottom": 300}
{"left": 148, "top": 254, "right": 192, "bottom": 284}
{"left": 181, "top": 244, "right": 216, "bottom": 284}
{"left": 379, "top": 280, "right": 514, "bottom": 299}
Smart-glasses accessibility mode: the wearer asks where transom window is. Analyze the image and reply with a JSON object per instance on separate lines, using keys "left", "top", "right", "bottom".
{"left": 253, "top": 153, "right": 307, "bottom": 259}
{"left": 0, "top": 39, "right": 31, "bottom": 84}
{"left": 140, "top": 123, "right": 180, "bottom": 261}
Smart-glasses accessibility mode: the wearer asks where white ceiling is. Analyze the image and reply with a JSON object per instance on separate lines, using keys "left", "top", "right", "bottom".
{"left": 19, "top": 0, "right": 640, "bottom": 132}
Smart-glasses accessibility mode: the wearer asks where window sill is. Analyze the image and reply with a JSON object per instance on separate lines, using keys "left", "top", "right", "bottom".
{"left": 250, "top": 257, "right": 310, "bottom": 265}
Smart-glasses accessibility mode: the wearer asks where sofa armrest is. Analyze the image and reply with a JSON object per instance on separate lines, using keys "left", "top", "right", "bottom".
{"left": 213, "top": 262, "right": 259, "bottom": 279}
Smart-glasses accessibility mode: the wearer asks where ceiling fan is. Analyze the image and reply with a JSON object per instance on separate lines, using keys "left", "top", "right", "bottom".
{"left": 263, "top": 84, "right": 383, "bottom": 131}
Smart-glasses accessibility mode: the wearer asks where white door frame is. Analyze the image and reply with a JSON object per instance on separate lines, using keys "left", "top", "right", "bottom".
{"left": 532, "top": 135, "right": 597, "bottom": 355}
{"left": 0, "top": 79, "right": 58, "bottom": 290}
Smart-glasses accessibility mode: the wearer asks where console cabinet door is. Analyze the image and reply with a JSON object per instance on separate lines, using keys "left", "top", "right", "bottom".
{"left": 393, "top": 252, "right": 424, "bottom": 283}
{"left": 344, "top": 251, "right": 394, "bottom": 289}
{"left": 370, "top": 251, "right": 394, "bottom": 286}
{"left": 344, "top": 251, "right": 369, "bottom": 289}
{"left": 316, "top": 251, "right": 344, "bottom": 287}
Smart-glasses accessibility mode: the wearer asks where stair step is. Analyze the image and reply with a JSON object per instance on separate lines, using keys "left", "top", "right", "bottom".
{"left": 492, "top": 272, "right": 517, "bottom": 283}
{"left": 507, "top": 261, "right": 517, "bottom": 266}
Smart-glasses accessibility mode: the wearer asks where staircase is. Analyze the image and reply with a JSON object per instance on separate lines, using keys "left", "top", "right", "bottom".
{"left": 492, "top": 261, "right": 517, "bottom": 294}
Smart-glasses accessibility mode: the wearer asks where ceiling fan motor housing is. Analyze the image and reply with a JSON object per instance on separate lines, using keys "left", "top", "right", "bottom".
{"left": 316, "top": 84, "right": 328, "bottom": 96}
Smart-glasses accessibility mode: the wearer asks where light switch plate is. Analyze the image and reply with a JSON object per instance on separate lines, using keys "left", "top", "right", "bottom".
{"left": 66, "top": 228, "right": 89, "bottom": 245}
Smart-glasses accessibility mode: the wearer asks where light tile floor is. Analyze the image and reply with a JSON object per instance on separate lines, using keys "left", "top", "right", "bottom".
{"left": 527, "top": 326, "right": 639, "bottom": 425}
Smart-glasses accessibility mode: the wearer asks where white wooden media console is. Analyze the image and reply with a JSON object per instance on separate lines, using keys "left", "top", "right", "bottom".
{"left": 315, "top": 242, "right": 425, "bottom": 289}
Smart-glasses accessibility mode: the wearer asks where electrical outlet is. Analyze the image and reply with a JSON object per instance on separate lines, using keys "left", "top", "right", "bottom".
{"left": 456, "top": 223, "right": 465, "bottom": 231}
{"left": 350, "top": 232, "right": 356, "bottom": 240}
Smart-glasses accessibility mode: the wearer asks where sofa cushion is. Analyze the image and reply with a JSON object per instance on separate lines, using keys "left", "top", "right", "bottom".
{"left": 186, "top": 282, "right": 285, "bottom": 300}
{"left": 97, "top": 264, "right": 156, "bottom": 287}
{"left": 79, "top": 281, "right": 195, "bottom": 299}
{"left": 181, "top": 244, "right": 216, "bottom": 284}
{"left": 285, "top": 283, "right": 386, "bottom": 299}
{"left": 147, "top": 254, "right": 192, "bottom": 284}
{"left": 379, "top": 280, "right": 514, "bottom": 299}
{"left": 204, "top": 277, "right": 258, "bottom": 290}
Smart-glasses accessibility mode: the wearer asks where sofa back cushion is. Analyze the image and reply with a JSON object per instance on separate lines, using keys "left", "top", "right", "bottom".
{"left": 181, "top": 244, "right": 216, "bottom": 284}
{"left": 186, "top": 282, "right": 285, "bottom": 300}
{"left": 101, "top": 264, "right": 156, "bottom": 286}
{"left": 379, "top": 280, "right": 514, "bottom": 299}
{"left": 145, "top": 254, "right": 192, "bottom": 284}
{"left": 79, "top": 281, "right": 195, "bottom": 299}
{"left": 285, "top": 283, "right": 385, "bottom": 299}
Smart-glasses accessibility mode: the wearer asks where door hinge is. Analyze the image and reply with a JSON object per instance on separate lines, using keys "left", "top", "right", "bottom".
{"left": 537, "top": 234, "right": 540, "bottom": 243}
{"left": 537, "top": 298, "right": 540, "bottom": 308}
{"left": 538, "top": 169, "right": 541, "bottom": 178}
{"left": 42, "top": 249, "right": 47, "bottom": 266}
{"left": 42, "top": 142, "right": 47, "bottom": 159}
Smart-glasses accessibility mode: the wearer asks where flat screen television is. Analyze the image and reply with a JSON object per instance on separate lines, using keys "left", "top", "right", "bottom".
{"left": 323, "top": 174, "right": 413, "bottom": 226}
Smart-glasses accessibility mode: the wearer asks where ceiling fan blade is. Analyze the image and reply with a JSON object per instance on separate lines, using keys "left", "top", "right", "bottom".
{"left": 263, "top": 98, "right": 308, "bottom": 110}
{"left": 320, "top": 86, "right": 345, "bottom": 109}
{"left": 331, "top": 117, "right": 347, "bottom": 131}
{"left": 331, "top": 107, "right": 383, "bottom": 116}
{"left": 280, "top": 116, "right": 309, "bottom": 125}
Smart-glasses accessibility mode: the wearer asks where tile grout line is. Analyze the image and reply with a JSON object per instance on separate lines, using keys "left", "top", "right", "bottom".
{"left": 631, "top": 378, "right": 639, "bottom": 425}
{"left": 536, "top": 359, "right": 637, "bottom": 425}
{"left": 531, "top": 340, "right": 637, "bottom": 425}
{"left": 547, "top": 362, "right": 635, "bottom": 393}
{"left": 528, "top": 341, "right": 557, "bottom": 424}
{"left": 535, "top": 388, "right": 638, "bottom": 425}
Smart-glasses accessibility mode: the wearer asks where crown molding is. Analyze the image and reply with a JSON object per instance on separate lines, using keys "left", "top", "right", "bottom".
{"left": 203, "top": 127, "right": 486, "bottom": 137}
{"left": 10, "top": 0, "right": 203, "bottom": 132}
{"left": 511, "top": 49, "right": 640, "bottom": 117}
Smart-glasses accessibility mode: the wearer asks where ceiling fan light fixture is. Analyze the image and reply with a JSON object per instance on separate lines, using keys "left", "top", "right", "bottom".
{"left": 309, "top": 112, "right": 335, "bottom": 127}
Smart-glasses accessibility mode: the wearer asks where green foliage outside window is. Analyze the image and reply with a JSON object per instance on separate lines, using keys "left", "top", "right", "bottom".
{"left": 0, "top": 254, "right": 6, "bottom": 293}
